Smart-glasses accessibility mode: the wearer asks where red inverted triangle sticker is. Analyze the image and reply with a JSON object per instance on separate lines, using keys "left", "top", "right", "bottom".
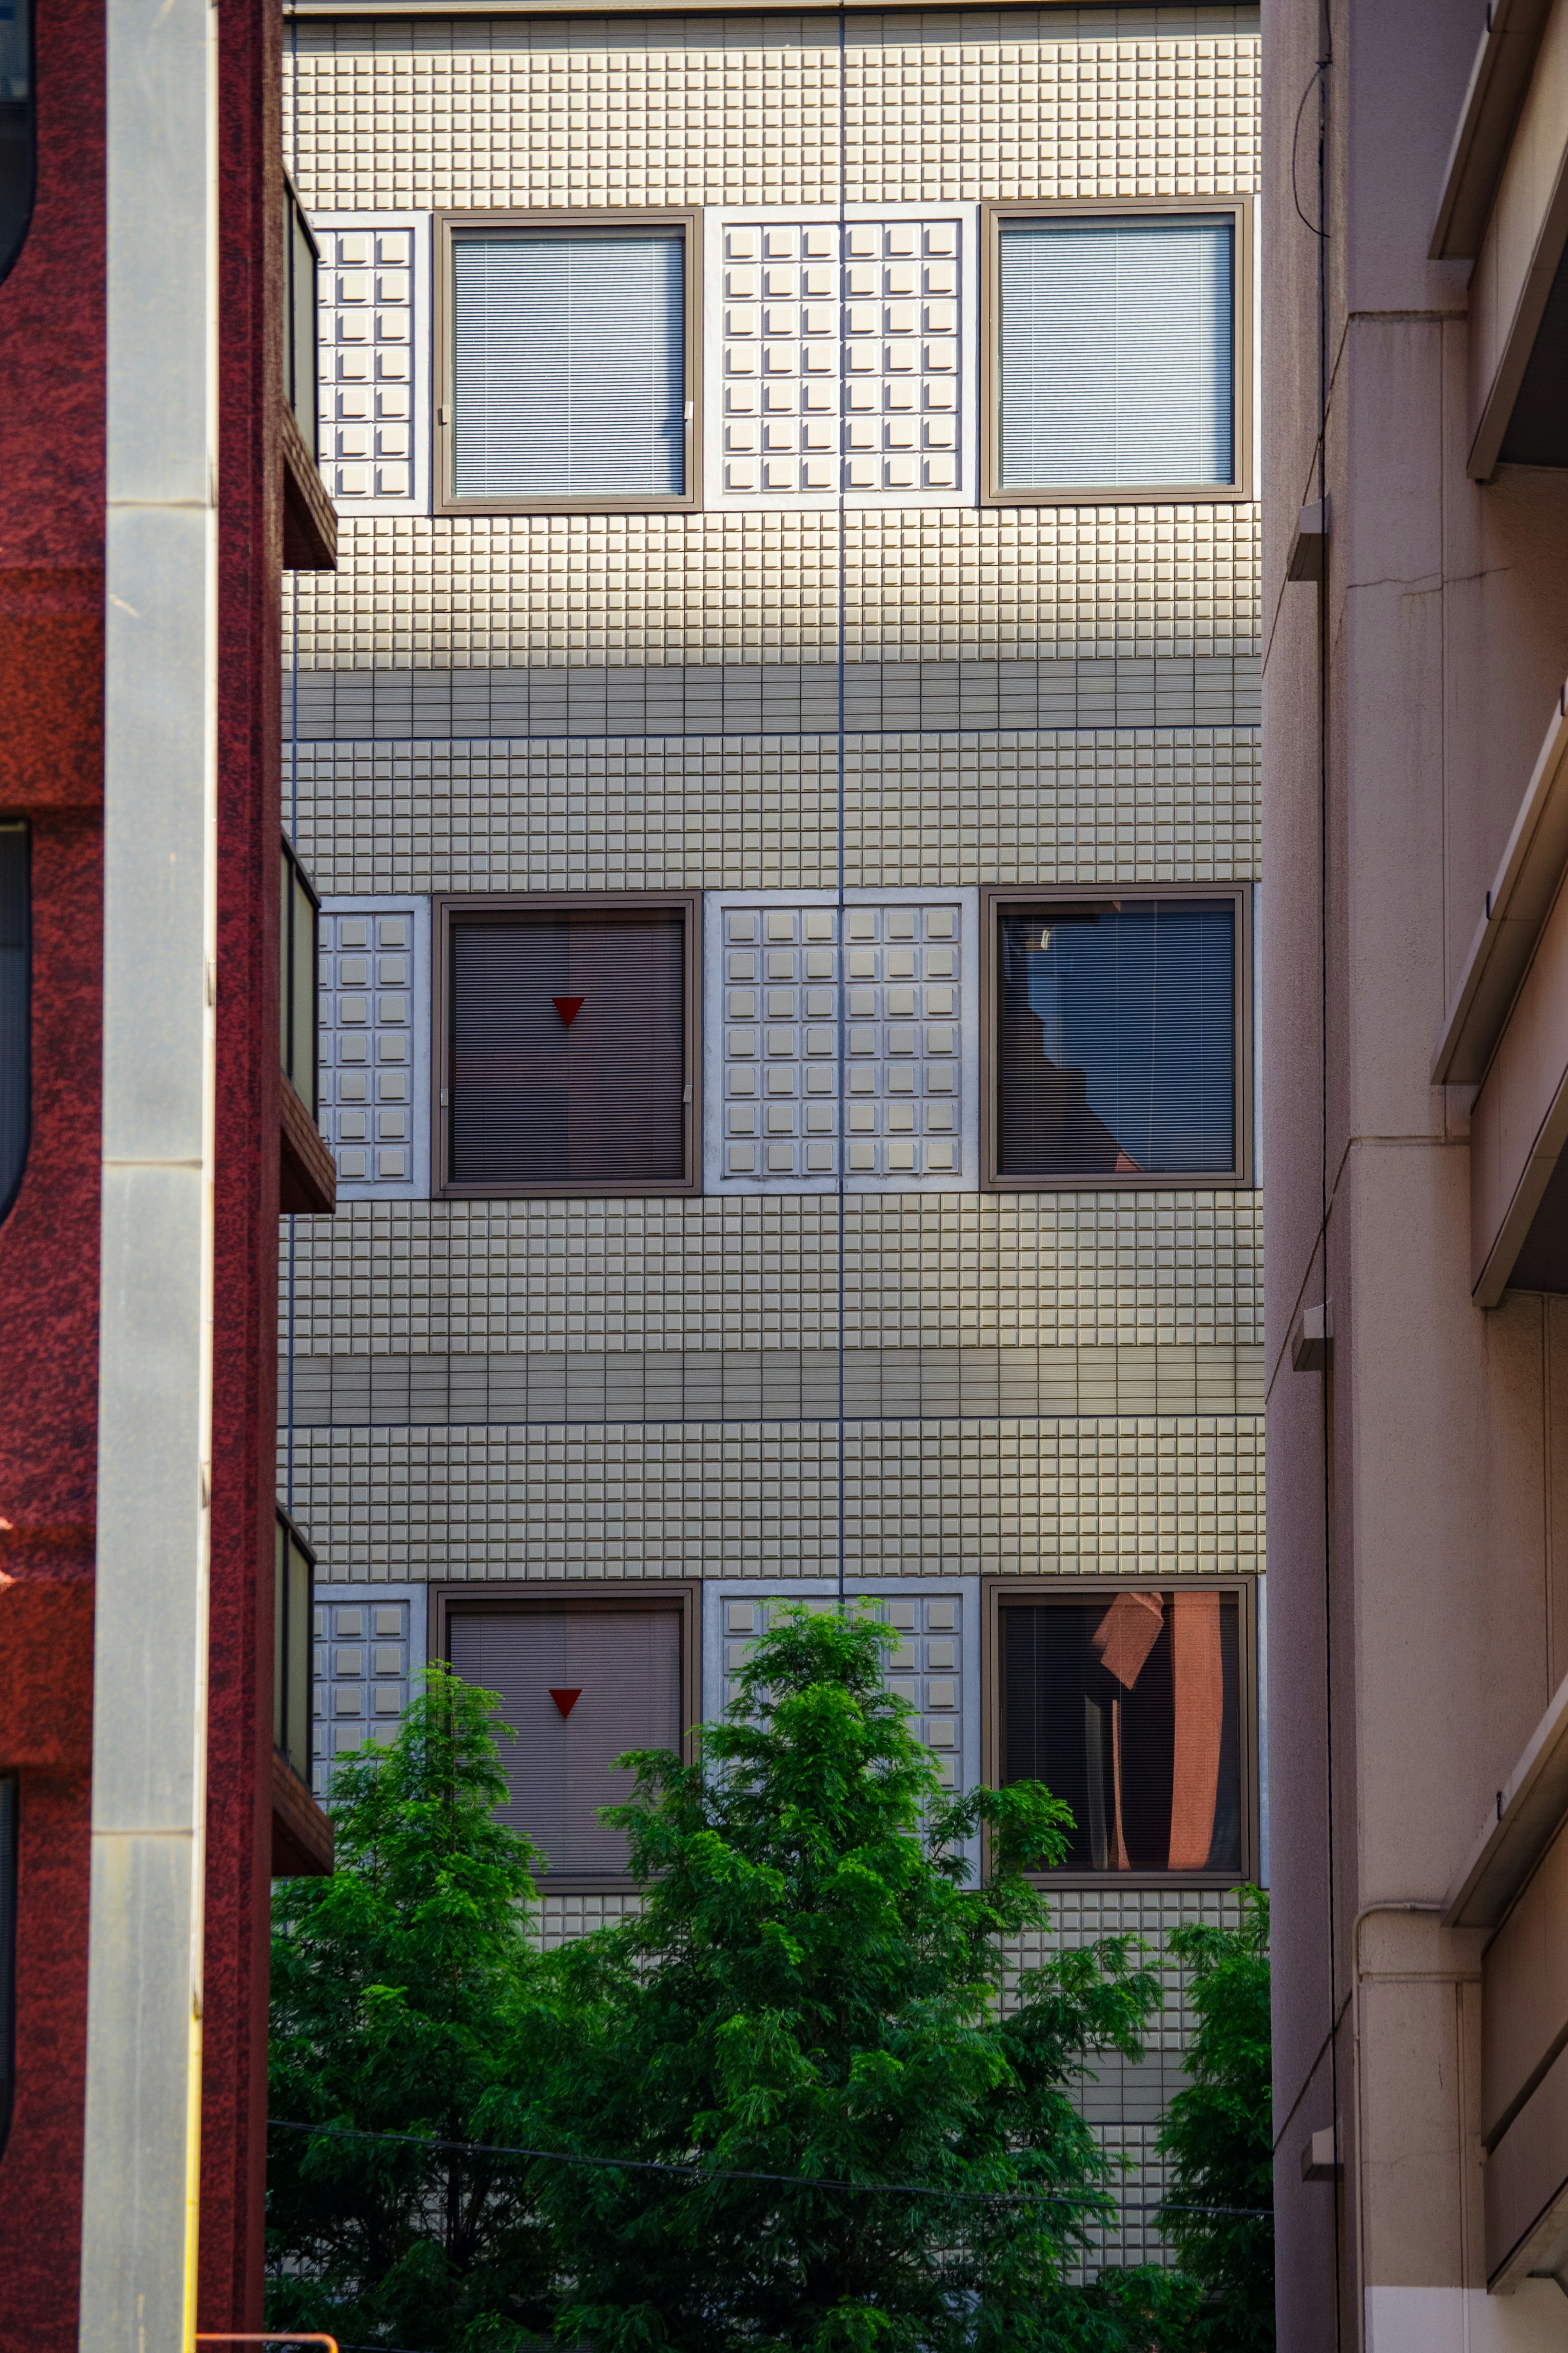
{"left": 549, "top": 1688, "right": 582, "bottom": 1719}
{"left": 552, "top": 997, "right": 585, "bottom": 1027}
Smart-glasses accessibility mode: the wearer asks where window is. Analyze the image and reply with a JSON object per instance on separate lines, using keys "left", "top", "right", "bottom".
{"left": 440, "top": 1586, "right": 698, "bottom": 1883}
{"left": 0, "top": 0, "right": 32, "bottom": 290}
{"left": 0, "top": 1776, "right": 11, "bottom": 2162}
{"left": 437, "top": 211, "right": 700, "bottom": 513}
{"left": 284, "top": 173, "right": 320, "bottom": 462}
{"left": 982, "top": 201, "right": 1249, "bottom": 503}
{"left": 0, "top": 821, "right": 27, "bottom": 1222}
{"left": 435, "top": 893, "right": 699, "bottom": 1198}
{"left": 274, "top": 1510, "right": 316, "bottom": 1787}
{"left": 988, "top": 1583, "right": 1254, "bottom": 1882}
{"left": 281, "top": 836, "right": 319, "bottom": 1115}
{"left": 982, "top": 885, "right": 1249, "bottom": 1190}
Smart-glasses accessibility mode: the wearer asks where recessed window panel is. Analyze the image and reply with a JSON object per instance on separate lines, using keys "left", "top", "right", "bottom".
{"left": 452, "top": 228, "right": 687, "bottom": 502}
{"left": 998, "top": 216, "right": 1234, "bottom": 490}
{"left": 447, "top": 906, "right": 690, "bottom": 1193}
{"left": 0, "top": 822, "right": 28, "bottom": 1222}
{"left": 996, "top": 899, "right": 1236, "bottom": 1180}
{"left": 448, "top": 1606, "right": 683, "bottom": 1878}
{"left": 1002, "top": 1592, "right": 1243, "bottom": 1876}
{"left": 0, "top": 0, "right": 33, "bottom": 290}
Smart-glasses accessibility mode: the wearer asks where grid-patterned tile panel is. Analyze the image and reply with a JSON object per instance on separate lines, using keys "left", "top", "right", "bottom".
{"left": 314, "top": 219, "right": 423, "bottom": 507}
{"left": 283, "top": 1194, "right": 1264, "bottom": 1354}
{"left": 286, "top": 509, "right": 1261, "bottom": 673}
{"left": 311, "top": 1581, "right": 427, "bottom": 1797}
{"left": 284, "top": 18, "right": 1259, "bottom": 217}
{"left": 714, "top": 214, "right": 967, "bottom": 502}
{"left": 317, "top": 898, "right": 430, "bottom": 1194}
{"left": 715, "top": 1588, "right": 969, "bottom": 1787}
{"left": 287, "top": 729, "right": 1260, "bottom": 899}
{"left": 285, "top": 1415, "right": 1264, "bottom": 1581}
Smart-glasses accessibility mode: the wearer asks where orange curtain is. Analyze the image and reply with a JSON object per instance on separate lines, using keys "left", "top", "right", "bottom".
{"left": 1168, "top": 1590, "right": 1223, "bottom": 1868}
{"left": 1091, "top": 1592, "right": 1164, "bottom": 1871}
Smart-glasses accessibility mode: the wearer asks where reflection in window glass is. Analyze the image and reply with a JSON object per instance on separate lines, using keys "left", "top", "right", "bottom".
{"left": 997, "top": 900, "right": 1235, "bottom": 1178}
{"left": 0, "top": 0, "right": 31, "bottom": 289}
{"left": 998, "top": 216, "right": 1233, "bottom": 489}
{"left": 0, "top": 823, "right": 28, "bottom": 1222}
{"left": 1002, "top": 1594, "right": 1243, "bottom": 1874}
{"left": 452, "top": 230, "right": 686, "bottom": 501}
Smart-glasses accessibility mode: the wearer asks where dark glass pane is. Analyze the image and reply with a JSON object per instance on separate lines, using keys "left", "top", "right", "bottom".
{"left": 1002, "top": 1593, "right": 1242, "bottom": 1873}
{"left": 287, "top": 188, "right": 319, "bottom": 459}
{"left": 997, "top": 900, "right": 1235, "bottom": 1177}
{"left": 0, "top": 1777, "right": 13, "bottom": 2164}
{"left": 450, "top": 911, "right": 686, "bottom": 1188}
{"left": 0, "top": 824, "right": 29, "bottom": 1223}
{"left": 0, "top": 0, "right": 32, "bottom": 291}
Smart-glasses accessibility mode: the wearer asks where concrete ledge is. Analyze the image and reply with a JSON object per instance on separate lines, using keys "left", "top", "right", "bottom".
{"left": 1447, "top": 1667, "right": 1568, "bottom": 1931}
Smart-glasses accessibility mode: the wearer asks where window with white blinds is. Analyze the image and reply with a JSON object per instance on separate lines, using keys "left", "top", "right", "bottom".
{"left": 450, "top": 226, "right": 688, "bottom": 503}
{"left": 996, "top": 214, "right": 1235, "bottom": 491}
{"left": 448, "top": 1604, "right": 685, "bottom": 1880}
{"left": 992, "top": 894, "right": 1242, "bottom": 1184}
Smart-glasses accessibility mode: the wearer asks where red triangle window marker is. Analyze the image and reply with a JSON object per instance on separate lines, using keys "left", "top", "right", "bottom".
{"left": 549, "top": 1688, "right": 582, "bottom": 1719}
{"left": 552, "top": 997, "right": 585, "bottom": 1027}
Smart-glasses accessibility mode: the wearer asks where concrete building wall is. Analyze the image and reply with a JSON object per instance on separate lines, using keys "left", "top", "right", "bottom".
{"left": 284, "top": 0, "right": 1263, "bottom": 2270}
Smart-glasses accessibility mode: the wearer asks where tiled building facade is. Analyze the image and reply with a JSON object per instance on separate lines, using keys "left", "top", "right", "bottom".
{"left": 280, "top": 0, "right": 1262, "bottom": 2273}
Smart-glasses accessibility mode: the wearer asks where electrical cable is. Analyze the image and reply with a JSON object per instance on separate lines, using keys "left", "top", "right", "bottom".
{"left": 266, "top": 2117, "right": 1272, "bottom": 2221}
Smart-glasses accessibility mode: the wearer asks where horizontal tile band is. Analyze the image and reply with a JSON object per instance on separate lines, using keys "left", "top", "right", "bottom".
{"left": 280, "top": 1340, "right": 1265, "bottom": 1426}
{"left": 283, "top": 652, "right": 1262, "bottom": 741}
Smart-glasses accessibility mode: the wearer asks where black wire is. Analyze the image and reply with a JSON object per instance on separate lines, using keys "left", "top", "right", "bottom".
{"left": 267, "top": 2116, "right": 1272, "bottom": 2220}
{"left": 1290, "top": 58, "right": 1329, "bottom": 239}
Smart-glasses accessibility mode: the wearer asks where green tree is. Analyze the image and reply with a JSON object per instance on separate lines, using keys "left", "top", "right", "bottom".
{"left": 1151, "top": 1887, "right": 1274, "bottom": 2349}
{"left": 491, "top": 1603, "right": 1163, "bottom": 2353}
{"left": 266, "top": 1665, "right": 554, "bottom": 2352}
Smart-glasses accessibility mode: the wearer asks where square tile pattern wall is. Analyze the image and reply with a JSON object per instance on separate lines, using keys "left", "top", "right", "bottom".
{"left": 708, "top": 892, "right": 974, "bottom": 1188}
{"left": 312, "top": 1581, "right": 428, "bottom": 1798}
{"left": 314, "top": 219, "right": 422, "bottom": 506}
{"left": 714, "top": 214, "right": 967, "bottom": 502}
{"left": 318, "top": 897, "right": 430, "bottom": 1197}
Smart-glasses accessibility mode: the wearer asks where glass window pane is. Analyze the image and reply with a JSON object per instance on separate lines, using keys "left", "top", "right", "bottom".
{"left": 0, "top": 0, "right": 33, "bottom": 289}
{"left": 1002, "top": 1594, "right": 1242, "bottom": 1873}
{"left": 0, "top": 823, "right": 29, "bottom": 1223}
{"left": 998, "top": 216, "right": 1234, "bottom": 489}
{"left": 291, "top": 865, "right": 316, "bottom": 1111}
{"left": 450, "top": 910, "right": 686, "bottom": 1188}
{"left": 997, "top": 899, "right": 1235, "bottom": 1178}
{"left": 289, "top": 190, "right": 318, "bottom": 457}
{"left": 286, "top": 1532, "right": 312, "bottom": 1780}
{"left": 448, "top": 1607, "right": 682, "bottom": 1877}
{"left": 452, "top": 230, "right": 686, "bottom": 500}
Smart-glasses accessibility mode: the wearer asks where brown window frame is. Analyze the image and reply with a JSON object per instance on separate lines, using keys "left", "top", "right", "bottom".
{"left": 979, "top": 196, "right": 1254, "bottom": 509}
{"left": 434, "top": 207, "right": 704, "bottom": 517}
{"left": 979, "top": 880, "right": 1252, "bottom": 1193}
{"left": 982, "top": 1573, "right": 1260, "bottom": 1892}
{"left": 430, "top": 1578, "right": 702, "bottom": 1893}
{"left": 433, "top": 889, "right": 703, "bottom": 1201}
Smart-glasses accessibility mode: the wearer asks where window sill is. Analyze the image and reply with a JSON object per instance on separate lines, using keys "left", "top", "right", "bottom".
{"left": 280, "top": 1073, "right": 337, "bottom": 1216}
{"left": 282, "top": 400, "right": 338, "bottom": 572}
{"left": 271, "top": 1747, "right": 334, "bottom": 1878}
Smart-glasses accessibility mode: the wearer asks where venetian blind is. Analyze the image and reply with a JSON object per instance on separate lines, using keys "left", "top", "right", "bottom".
{"left": 997, "top": 899, "right": 1235, "bottom": 1178}
{"left": 448, "top": 1607, "right": 683, "bottom": 1878}
{"left": 450, "top": 910, "right": 687, "bottom": 1189}
{"left": 452, "top": 230, "right": 686, "bottom": 500}
{"left": 998, "top": 216, "right": 1234, "bottom": 489}
{"left": 1002, "top": 1595, "right": 1241, "bottom": 1874}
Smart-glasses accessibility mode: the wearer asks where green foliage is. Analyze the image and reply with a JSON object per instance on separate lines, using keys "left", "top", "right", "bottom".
{"left": 486, "top": 1604, "right": 1163, "bottom": 2353}
{"left": 1151, "top": 1886, "right": 1274, "bottom": 2350}
{"left": 266, "top": 1666, "right": 554, "bottom": 2352}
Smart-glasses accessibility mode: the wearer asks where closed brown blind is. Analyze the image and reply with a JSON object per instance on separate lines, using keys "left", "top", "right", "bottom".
{"left": 450, "top": 910, "right": 686, "bottom": 1188}
{"left": 448, "top": 1605, "right": 683, "bottom": 1877}
{"left": 1002, "top": 1592, "right": 1241, "bottom": 1873}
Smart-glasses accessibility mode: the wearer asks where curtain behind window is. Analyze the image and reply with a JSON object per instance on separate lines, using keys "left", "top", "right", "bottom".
{"left": 997, "top": 900, "right": 1235, "bottom": 1178}
{"left": 449, "top": 1607, "right": 682, "bottom": 1877}
{"left": 450, "top": 909, "right": 686, "bottom": 1189}
{"left": 998, "top": 216, "right": 1233, "bottom": 488}
{"left": 453, "top": 230, "right": 686, "bottom": 499}
{"left": 1002, "top": 1594, "right": 1242, "bottom": 1873}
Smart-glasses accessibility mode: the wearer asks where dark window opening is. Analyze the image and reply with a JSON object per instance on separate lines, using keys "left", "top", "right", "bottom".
{"left": 447, "top": 906, "right": 689, "bottom": 1191}
{"left": 1002, "top": 1592, "right": 1243, "bottom": 1876}
{"left": 0, "top": 0, "right": 33, "bottom": 292}
{"left": 997, "top": 898, "right": 1236, "bottom": 1179}
{"left": 284, "top": 175, "right": 320, "bottom": 463}
{"left": 281, "top": 837, "right": 319, "bottom": 1116}
{"left": 0, "top": 1777, "right": 15, "bottom": 2163}
{"left": 0, "top": 821, "right": 29, "bottom": 1222}
{"left": 274, "top": 1510, "right": 315, "bottom": 1786}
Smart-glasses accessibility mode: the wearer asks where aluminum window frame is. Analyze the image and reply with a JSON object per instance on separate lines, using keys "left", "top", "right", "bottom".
{"left": 434, "top": 207, "right": 704, "bottom": 517}
{"left": 979, "top": 880, "right": 1253, "bottom": 1193}
{"left": 432, "top": 889, "right": 703, "bottom": 1200}
{"left": 979, "top": 196, "right": 1254, "bottom": 509}
{"left": 430, "top": 1578, "right": 702, "bottom": 1892}
{"left": 982, "top": 1573, "right": 1260, "bottom": 1893}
